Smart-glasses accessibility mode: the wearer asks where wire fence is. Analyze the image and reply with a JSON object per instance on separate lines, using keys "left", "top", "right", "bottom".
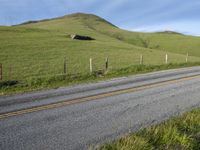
{"left": 0, "top": 56, "right": 140, "bottom": 81}
{"left": 0, "top": 53, "right": 197, "bottom": 82}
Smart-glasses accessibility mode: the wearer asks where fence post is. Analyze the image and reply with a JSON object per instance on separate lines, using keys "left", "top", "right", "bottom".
{"left": 9, "top": 66, "right": 12, "bottom": 80}
{"left": 0, "top": 64, "right": 2, "bottom": 80}
{"left": 105, "top": 57, "right": 109, "bottom": 72}
{"left": 90, "top": 58, "right": 93, "bottom": 74}
{"left": 64, "top": 57, "right": 67, "bottom": 74}
{"left": 186, "top": 53, "right": 188, "bottom": 63}
{"left": 140, "top": 55, "right": 143, "bottom": 65}
{"left": 165, "top": 54, "right": 168, "bottom": 64}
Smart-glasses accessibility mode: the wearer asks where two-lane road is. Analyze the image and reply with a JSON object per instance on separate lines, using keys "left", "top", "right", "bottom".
{"left": 1, "top": 67, "right": 200, "bottom": 150}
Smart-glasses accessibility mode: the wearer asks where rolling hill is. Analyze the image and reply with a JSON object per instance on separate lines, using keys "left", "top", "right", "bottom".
{"left": 20, "top": 13, "right": 200, "bottom": 56}
{"left": 0, "top": 12, "right": 200, "bottom": 81}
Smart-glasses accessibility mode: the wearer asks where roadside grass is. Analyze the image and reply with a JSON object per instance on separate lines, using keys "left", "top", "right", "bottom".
{"left": 1, "top": 62, "right": 200, "bottom": 95}
{"left": 91, "top": 108, "right": 200, "bottom": 150}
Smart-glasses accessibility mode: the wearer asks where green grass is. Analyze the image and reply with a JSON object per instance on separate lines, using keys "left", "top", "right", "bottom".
{"left": 1, "top": 25, "right": 198, "bottom": 81}
{"left": 0, "top": 13, "right": 200, "bottom": 95}
{"left": 91, "top": 107, "right": 200, "bottom": 150}
{"left": 1, "top": 62, "right": 200, "bottom": 95}
{"left": 20, "top": 13, "right": 200, "bottom": 57}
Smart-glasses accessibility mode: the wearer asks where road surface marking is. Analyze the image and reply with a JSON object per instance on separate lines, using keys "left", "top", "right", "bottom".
{"left": 0, "top": 74, "right": 200, "bottom": 120}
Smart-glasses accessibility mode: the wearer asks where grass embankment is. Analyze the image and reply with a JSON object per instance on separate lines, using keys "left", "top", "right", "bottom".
{"left": 92, "top": 108, "right": 200, "bottom": 150}
{"left": 1, "top": 62, "right": 200, "bottom": 95}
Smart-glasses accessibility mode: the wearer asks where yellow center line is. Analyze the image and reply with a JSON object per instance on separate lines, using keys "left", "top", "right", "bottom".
{"left": 0, "top": 74, "right": 200, "bottom": 120}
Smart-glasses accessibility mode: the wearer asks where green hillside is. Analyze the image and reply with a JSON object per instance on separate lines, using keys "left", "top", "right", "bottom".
{"left": 20, "top": 13, "right": 200, "bottom": 56}
{"left": 0, "top": 13, "right": 200, "bottom": 82}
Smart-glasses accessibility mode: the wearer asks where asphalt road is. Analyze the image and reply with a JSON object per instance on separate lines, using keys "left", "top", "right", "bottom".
{"left": 1, "top": 66, "right": 200, "bottom": 150}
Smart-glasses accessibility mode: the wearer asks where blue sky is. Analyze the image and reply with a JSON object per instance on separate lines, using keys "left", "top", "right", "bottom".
{"left": 0, "top": 0, "right": 200, "bottom": 36}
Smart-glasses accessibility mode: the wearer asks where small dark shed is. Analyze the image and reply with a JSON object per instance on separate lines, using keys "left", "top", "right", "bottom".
{"left": 70, "top": 34, "right": 95, "bottom": 40}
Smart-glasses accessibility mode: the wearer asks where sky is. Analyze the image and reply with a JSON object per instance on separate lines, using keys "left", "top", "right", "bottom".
{"left": 0, "top": 0, "right": 200, "bottom": 36}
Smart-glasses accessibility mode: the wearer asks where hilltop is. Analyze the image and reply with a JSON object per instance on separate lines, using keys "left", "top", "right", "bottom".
{"left": 156, "top": 30, "right": 183, "bottom": 35}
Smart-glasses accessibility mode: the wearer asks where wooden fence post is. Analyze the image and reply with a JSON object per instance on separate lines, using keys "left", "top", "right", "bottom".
{"left": 140, "top": 55, "right": 143, "bottom": 65}
{"left": 105, "top": 57, "right": 109, "bottom": 72}
{"left": 0, "top": 64, "right": 2, "bottom": 80}
{"left": 165, "top": 54, "right": 168, "bottom": 64}
{"left": 90, "top": 58, "right": 93, "bottom": 74}
{"left": 186, "top": 53, "right": 188, "bottom": 63}
{"left": 64, "top": 57, "right": 67, "bottom": 74}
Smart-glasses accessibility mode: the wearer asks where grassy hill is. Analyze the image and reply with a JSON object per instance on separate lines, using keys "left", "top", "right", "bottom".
{"left": 20, "top": 13, "right": 200, "bottom": 57}
{"left": 0, "top": 12, "right": 200, "bottom": 82}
